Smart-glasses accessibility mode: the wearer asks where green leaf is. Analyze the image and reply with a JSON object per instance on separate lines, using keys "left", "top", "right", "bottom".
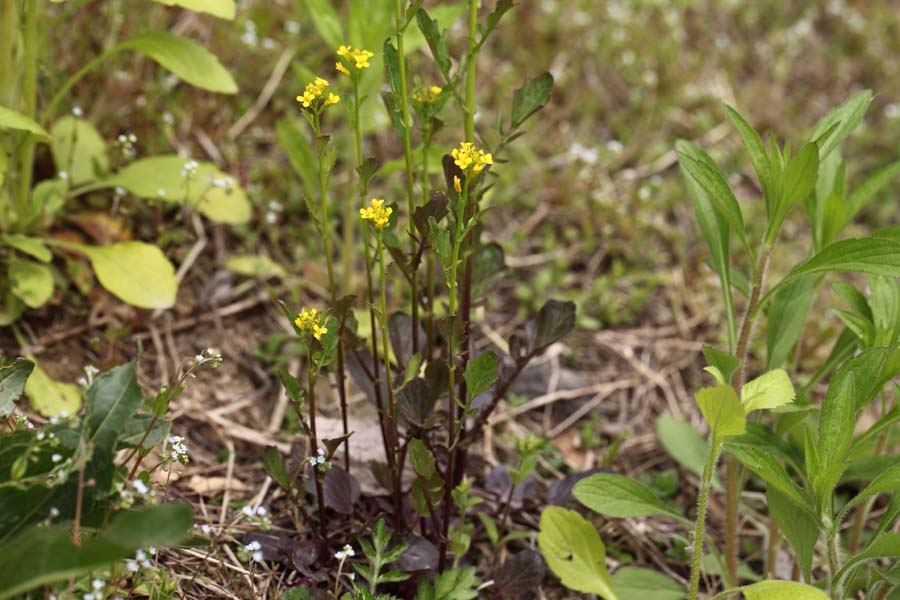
{"left": 0, "top": 503, "right": 192, "bottom": 599}
{"left": 73, "top": 242, "right": 177, "bottom": 309}
{"left": 153, "top": 0, "right": 236, "bottom": 19}
{"left": 85, "top": 362, "right": 143, "bottom": 453}
{"left": 806, "top": 90, "right": 872, "bottom": 160}
{"left": 676, "top": 143, "right": 748, "bottom": 252}
{"left": 416, "top": 8, "right": 451, "bottom": 75}
{"left": 574, "top": 473, "right": 687, "bottom": 523}
{"left": 838, "top": 462, "right": 900, "bottom": 524}
{"left": 224, "top": 255, "right": 285, "bottom": 279}
{"left": 742, "top": 580, "right": 830, "bottom": 600}
{"left": 0, "top": 105, "right": 50, "bottom": 141}
{"left": 610, "top": 567, "right": 685, "bottom": 600}
{"left": 300, "top": 0, "right": 344, "bottom": 48}
{"left": 726, "top": 443, "right": 810, "bottom": 510}
{"left": 98, "top": 155, "right": 251, "bottom": 224}
{"left": 0, "top": 358, "right": 34, "bottom": 417}
{"left": 463, "top": 351, "right": 498, "bottom": 400}
{"left": 537, "top": 507, "right": 618, "bottom": 599}
{"left": 415, "top": 566, "right": 479, "bottom": 600}
{"left": 771, "top": 238, "right": 900, "bottom": 297}
{"left": 724, "top": 105, "right": 771, "bottom": 208}
{"left": 510, "top": 72, "right": 553, "bottom": 130}
{"left": 769, "top": 142, "right": 818, "bottom": 243}
{"left": 766, "top": 487, "right": 818, "bottom": 581}
{"left": 835, "top": 533, "right": 900, "bottom": 587}
{"left": 120, "top": 31, "right": 237, "bottom": 94}
{"left": 843, "top": 160, "right": 900, "bottom": 231}
{"left": 24, "top": 360, "right": 81, "bottom": 417}
{"left": 408, "top": 438, "right": 436, "bottom": 479}
{"left": 50, "top": 116, "right": 109, "bottom": 185}
{"left": 765, "top": 277, "right": 816, "bottom": 370}
{"left": 1, "top": 234, "right": 51, "bottom": 262}
{"left": 276, "top": 119, "right": 316, "bottom": 198}
{"left": 818, "top": 371, "right": 856, "bottom": 475}
{"left": 656, "top": 416, "right": 722, "bottom": 490}
{"left": 9, "top": 259, "right": 53, "bottom": 308}
{"left": 696, "top": 385, "right": 746, "bottom": 438}
{"left": 741, "top": 369, "right": 795, "bottom": 414}
{"left": 702, "top": 346, "right": 739, "bottom": 385}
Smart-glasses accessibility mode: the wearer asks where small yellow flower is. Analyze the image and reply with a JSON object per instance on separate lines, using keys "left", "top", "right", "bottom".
{"left": 453, "top": 175, "right": 462, "bottom": 193}
{"left": 336, "top": 61, "right": 350, "bottom": 76}
{"left": 295, "top": 308, "right": 328, "bottom": 340}
{"left": 360, "top": 198, "right": 393, "bottom": 229}
{"left": 296, "top": 76, "right": 337, "bottom": 110}
{"left": 451, "top": 142, "right": 493, "bottom": 175}
{"left": 336, "top": 45, "right": 374, "bottom": 73}
{"left": 324, "top": 93, "right": 340, "bottom": 107}
{"left": 337, "top": 45, "right": 352, "bottom": 59}
{"left": 413, "top": 85, "right": 443, "bottom": 104}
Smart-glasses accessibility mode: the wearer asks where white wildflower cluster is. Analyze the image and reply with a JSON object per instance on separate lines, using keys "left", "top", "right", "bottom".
{"left": 14, "top": 414, "right": 34, "bottom": 430}
{"left": 307, "top": 448, "right": 331, "bottom": 472}
{"left": 239, "top": 540, "right": 264, "bottom": 563}
{"left": 72, "top": 106, "right": 83, "bottom": 117}
{"left": 125, "top": 547, "right": 156, "bottom": 573}
{"left": 240, "top": 504, "right": 271, "bottom": 530}
{"left": 284, "top": 20, "right": 301, "bottom": 34}
{"left": 118, "top": 477, "right": 157, "bottom": 507}
{"left": 116, "top": 132, "right": 138, "bottom": 159}
{"left": 78, "top": 364, "right": 100, "bottom": 388}
{"left": 334, "top": 544, "right": 355, "bottom": 561}
{"left": 194, "top": 346, "right": 223, "bottom": 370}
{"left": 181, "top": 159, "right": 199, "bottom": 180}
{"left": 265, "top": 200, "right": 284, "bottom": 225}
{"left": 211, "top": 176, "right": 236, "bottom": 193}
{"left": 80, "top": 578, "right": 106, "bottom": 600}
{"left": 242, "top": 20, "right": 258, "bottom": 46}
{"left": 168, "top": 436, "right": 189, "bottom": 464}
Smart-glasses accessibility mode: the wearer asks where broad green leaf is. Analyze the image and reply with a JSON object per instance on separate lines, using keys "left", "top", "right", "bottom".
{"left": 0, "top": 358, "right": 34, "bottom": 417}
{"left": 832, "top": 280, "right": 872, "bottom": 320}
{"left": 0, "top": 503, "right": 191, "bottom": 599}
{"left": 770, "top": 238, "right": 900, "bottom": 297}
{"left": 98, "top": 155, "right": 251, "bottom": 224}
{"left": 843, "top": 160, "right": 900, "bottom": 232}
{"left": 656, "top": 416, "right": 721, "bottom": 490}
{"left": 767, "top": 142, "right": 818, "bottom": 244}
{"left": 676, "top": 143, "right": 748, "bottom": 252}
{"left": 696, "top": 385, "right": 746, "bottom": 438}
{"left": 818, "top": 371, "right": 856, "bottom": 474}
{"left": 741, "top": 369, "right": 795, "bottom": 413}
{"left": 407, "top": 438, "right": 436, "bottom": 479}
{"left": 9, "top": 259, "right": 53, "bottom": 308}
{"left": 807, "top": 90, "right": 871, "bottom": 160}
{"left": 300, "top": 0, "right": 344, "bottom": 48}
{"left": 416, "top": 8, "right": 451, "bottom": 74}
{"left": 767, "top": 487, "right": 818, "bottom": 581}
{"left": 574, "top": 473, "right": 687, "bottom": 523}
{"left": 50, "top": 116, "right": 109, "bottom": 185}
{"left": 537, "top": 507, "right": 618, "bottom": 599}
{"left": 23, "top": 360, "right": 81, "bottom": 417}
{"left": 835, "top": 533, "right": 900, "bottom": 586}
{"left": 0, "top": 105, "right": 50, "bottom": 140}
{"left": 415, "top": 566, "right": 479, "bottom": 600}
{"left": 742, "top": 580, "right": 830, "bottom": 600}
{"left": 870, "top": 275, "right": 900, "bottom": 346}
{"left": 464, "top": 351, "right": 498, "bottom": 400}
{"left": 74, "top": 242, "right": 177, "bottom": 309}
{"left": 610, "top": 567, "right": 685, "bottom": 600}
{"left": 85, "top": 362, "right": 143, "bottom": 452}
{"left": 724, "top": 105, "right": 771, "bottom": 209}
{"left": 1, "top": 234, "right": 51, "bottom": 262}
{"left": 153, "top": 0, "right": 235, "bottom": 19}
{"left": 726, "top": 444, "right": 810, "bottom": 510}
{"left": 119, "top": 32, "right": 237, "bottom": 94}
{"left": 766, "top": 277, "right": 815, "bottom": 370}
{"left": 702, "top": 346, "right": 739, "bottom": 385}
{"left": 224, "top": 255, "right": 285, "bottom": 278}
{"left": 511, "top": 73, "right": 553, "bottom": 129}
{"left": 839, "top": 462, "right": 900, "bottom": 522}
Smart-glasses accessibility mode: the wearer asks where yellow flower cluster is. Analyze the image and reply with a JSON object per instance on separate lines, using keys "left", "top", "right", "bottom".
{"left": 451, "top": 142, "right": 493, "bottom": 175}
{"left": 295, "top": 308, "right": 328, "bottom": 340}
{"left": 296, "top": 77, "right": 340, "bottom": 109}
{"left": 336, "top": 45, "right": 374, "bottom": 74}
{"left": 412, "top": 85, "right": 443, "bottom": 104}
{"left": 360, "top": 198, "right": 393, "bottom": 229}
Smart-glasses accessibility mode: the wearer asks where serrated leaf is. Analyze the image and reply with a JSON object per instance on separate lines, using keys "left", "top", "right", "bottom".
{"left": 464, "top": 351, "right": 498, "bottom": 400}
{"left": 120, "top": 31, "right": 237, "bottom": 93}
{"left": 741, "top": 369, "right": 795, "bottom": 414}
{"left": 537, "top": 507, "right": 618, "bottom": 599}
{"left": 696, "top": 385, "right": 746, "bottom": 438}
{"left": 72, "top": 242, "right": 177, "bottom": 309}
{"left": 573, "top": 473, "right": 687, "bottom": 523}
{"left": 511, "top": 72, "right": 553, "bottom": 129}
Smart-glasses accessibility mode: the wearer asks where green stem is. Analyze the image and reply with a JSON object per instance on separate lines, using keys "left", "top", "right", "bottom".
{"left": 689, "top": 437, "right": 722, "bottom": 600}
{"left": 464, "top": 0, "right": 478, "bottom": 143}
{"left": 14, "top": 0, "right": 37, "bottom": 218}
{"left": 394, "top": 0, "right": 419, "bottom": 355}
{"left": 342, "top": 78, "right": 362, "bottom": 292}
{"left": 307, "top": 359, "right": 327, "bottom": 540}
{"left": 827, "top": 529, "right": 842, "bottom": 599}
{"left": 0, "top": 1, "right": 15, "bottom": 107}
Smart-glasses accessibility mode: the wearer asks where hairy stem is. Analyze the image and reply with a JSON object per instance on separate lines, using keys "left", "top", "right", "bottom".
{"left": 689, "top": 437, "right": 722, "bottom": 600}
{"left": 15, "top": 0, "right": 37, "bottom": 217}
{"left": 308, "top": 361, "right": 327, "bottom": 540}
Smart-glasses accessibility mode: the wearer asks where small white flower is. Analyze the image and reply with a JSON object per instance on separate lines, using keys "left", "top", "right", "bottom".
{"left": 252, "top": 550, "right": 264, "bottom": 562}
{"left": 256, "top": 506, "right": 267, "bottom": 517}
{"left": 132, "top": 479, "right": 149, "bottom": 496}
{"left": 125, "top": 559, "right": 139, "bottom": 573}
{"left": 157, "top": 188, "right": 166, "bottom": 197}
{"left": 242, "top": 505, "right": 254, "bottom": 517}
{"left": 135, "top": 549, "right": 147, "bottom": 562}
{"left": 201, "top": 524, "right": 211, "bottom": 534}
{"left": 307, "top": 456, "right": 318, "bottom": 466}
{"left": 72, "top": 106, "right": 83, "bottom": 117}
{"left": 92, "top": 579, "right": 104, "bottom": 590}
{"left": 148, "top": 546, "right": 156, "bottom": 555}
{"left": 83, "top": 592, "right": 95, "bottom": 600}
{"left": 36, "top": 431, "right": 46, "bottom": 441}
{"left": 50, "top": 507, "right": 60, "bottom": 518}
{"left": 162, "top": 111, "right": 174, "bottom": 125}
{"left": 59, "top": 410, "right": 69, "bottom": 418}
{"left": 284, "top": 20, "right": 301, "bottom": 34}
{"left": 51, "top": 453, "right": 63, "bottom": 463}
{"left": 115, "top": 186, "right": 127, "bottom": 197}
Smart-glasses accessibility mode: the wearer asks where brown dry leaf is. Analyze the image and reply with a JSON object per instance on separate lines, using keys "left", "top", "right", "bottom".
{"left": 186, "top": 474, "right": 252, "bottom": 496}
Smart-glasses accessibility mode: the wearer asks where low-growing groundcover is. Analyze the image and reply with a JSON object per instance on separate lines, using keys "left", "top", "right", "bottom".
{"left": 2, "top": 1, "right": 900, "bottom": 600}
